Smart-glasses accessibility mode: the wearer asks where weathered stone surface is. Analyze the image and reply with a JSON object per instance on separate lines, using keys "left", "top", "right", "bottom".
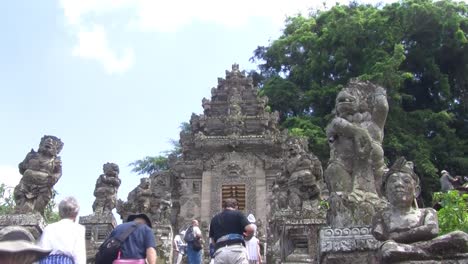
{"left": 79, "top": 212, "right": 116, "bottom": 264}
{"left": 92, "top": 162, "right": 121, "bottom": 214}
{"left": 14, "top": 135, "right": 64, "bottom": 215}
{"left": 372, "top": 157, "right": 468, "bottom": 263}
{"left": 0, "top": 213, "right": 46, "bottom": 239}
{"left": 320, "top": 226, "right": 380, "bottom": 253}
{"left": 324, "top": 80, "right": 388, "bottom": 228}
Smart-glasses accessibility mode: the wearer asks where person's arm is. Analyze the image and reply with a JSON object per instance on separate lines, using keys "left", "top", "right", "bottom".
{"left": 257, "top": 240, "right": 262, "bottom": 264}
{"left": 146, "top": 247, "right": 157, "bottom": 264}
{"left": 388, "top": 209, "right": 439, "bottom": 243}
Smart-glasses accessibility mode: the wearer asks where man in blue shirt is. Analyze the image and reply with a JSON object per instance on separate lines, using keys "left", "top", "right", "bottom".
{"left": 110, "top": 213, "right": 157, "bottom": 263}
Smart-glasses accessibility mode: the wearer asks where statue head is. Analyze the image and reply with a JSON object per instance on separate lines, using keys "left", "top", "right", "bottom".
{"left": 382, "top": 157, "right": 420, "bottom": 208}
{"left": 139, "top": 178, "right": 151, "bottom": 189}
{"left": 103, "top": 163, "right": 119, "bottom": 177}
{"left": 38, "top": 135, "right": 63, "bottom": 157}
{"left": 335, "top": 87, "right": 362, "bottom": 117}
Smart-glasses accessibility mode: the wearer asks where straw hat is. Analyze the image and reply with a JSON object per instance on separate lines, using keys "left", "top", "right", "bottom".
{"left": 0, "top": 226, "right": 51, "bottom": 257}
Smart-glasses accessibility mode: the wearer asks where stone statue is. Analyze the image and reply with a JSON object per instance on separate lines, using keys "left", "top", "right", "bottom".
{"left": 14, "top": 135, "right": 64, "bottom": 215}
{"left": 157, "top": 192, "right": 172, "bottom": 225}
{"left": 325, "top": 80, "right": 388, "bottom": 194}
{"left": 92, "top": 163, "right": 121, "bottom": 214}
{"left": 123, "top": 177, "right": 152, "bottom": 213}
{"left": 324, "top": 80, "right": 388, "bottom": 226}
{"left": 285, "top": 137, "right": 323, "bottom": 210}
{"left": 372, "top": 157, "right": 468, "bottom": 263}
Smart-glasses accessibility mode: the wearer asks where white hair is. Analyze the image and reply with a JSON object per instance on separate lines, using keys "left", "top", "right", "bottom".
{"left": 58, "top": 196, "right": 80, "bottom": 219}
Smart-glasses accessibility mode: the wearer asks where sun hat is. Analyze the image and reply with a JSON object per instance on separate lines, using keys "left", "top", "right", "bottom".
{"left": 0, "top": 226, "right": 51, "bottom": 257}
{"left": 127, "top": 213, "right": 152, "bottom": 228}
{"left": 247, "top": 214, "right": 256, "bottom": 223}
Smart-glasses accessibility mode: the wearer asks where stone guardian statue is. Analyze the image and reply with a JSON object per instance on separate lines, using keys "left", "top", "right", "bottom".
{"left": 92, "top": 162, "right": 121, "bottom": 214}
{"left": 14, "top": 135, "right": 64, "bottom": 215}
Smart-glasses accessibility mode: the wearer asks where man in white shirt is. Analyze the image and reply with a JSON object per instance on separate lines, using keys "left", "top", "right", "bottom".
{"left": 39, "top": 196, "right": 86, "bottom": 264}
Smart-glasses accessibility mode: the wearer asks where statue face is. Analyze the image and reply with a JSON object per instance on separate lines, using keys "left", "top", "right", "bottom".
{"left": 38, "top": 137, "right": 60, "bottom": 156}
{"left": 336, "top": 90, "right": 359, "bottom": 116}
{"left": 103, "top": 163, "right": 119, "bottom": 176}
{"left": 385, "top": 172, "right": 416, "bottom": 208}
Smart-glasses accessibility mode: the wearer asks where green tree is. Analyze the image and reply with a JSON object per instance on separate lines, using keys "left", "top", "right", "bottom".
{"left": 130, "top": 122, "right": 189, "bottom": 175}
{"left": 252, "top": 0, "right": 468, "bottom": 203}
{"left": 433, "top": 191, "right": 468, "bottom": 234}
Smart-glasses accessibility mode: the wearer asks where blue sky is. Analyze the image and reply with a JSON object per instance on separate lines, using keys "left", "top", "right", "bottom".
{"left": 0, "top": 0, "right": 400, "bottom": 218}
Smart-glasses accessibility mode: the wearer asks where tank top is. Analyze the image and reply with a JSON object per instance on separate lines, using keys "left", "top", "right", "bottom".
{"left": 245, "top": 236, "right": 259, "bottom": 260}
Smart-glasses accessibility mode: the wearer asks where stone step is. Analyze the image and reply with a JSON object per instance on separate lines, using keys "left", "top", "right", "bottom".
{"left": 284, "top": 253, "right": 313, "bottom": 263}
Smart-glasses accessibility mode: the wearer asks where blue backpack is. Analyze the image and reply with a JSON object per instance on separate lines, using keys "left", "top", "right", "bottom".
{"left": 184, "top": 226, "right": 195, "bottom": 242}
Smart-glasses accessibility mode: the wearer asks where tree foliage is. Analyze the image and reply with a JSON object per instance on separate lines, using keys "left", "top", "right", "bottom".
{"left": 251, "top": 0, "right": 468, "bottom": 203}
{"left": 0, "top": 183, "right": 60, "bottom": 223}
{"left": 433, "top": 191, "right": 468, "bottom": 234}
{"left": 130, "top": 122, "right": 189, "bottom": 176}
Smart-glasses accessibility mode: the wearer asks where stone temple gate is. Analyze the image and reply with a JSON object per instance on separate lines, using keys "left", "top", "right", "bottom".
{"left": 89, "top": 64, "right": 326, "bottom": 263}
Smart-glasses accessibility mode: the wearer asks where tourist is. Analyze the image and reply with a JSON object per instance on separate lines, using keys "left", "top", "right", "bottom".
{"left": 173, "top": 230, "right": 186, "bottom": 264}
{"left": 245, "top": 214, "right": 262, "bottom": 264}
{"left": 39, "top": 196, "right": 86, "bottom": 264}
{"left": 108, "top": 213, "right": 157, "bottom": 264}
{"left": 209, "top": 198, "right": 255, "bottom": 264}
{"left": 0, "top": 226, "right": 51, "bottom": 264}
{"left": 185, "top": 219, "right": 203, "bottom": 264}
{"left": 440, "top": 169, "right": 458, "bottom": 192}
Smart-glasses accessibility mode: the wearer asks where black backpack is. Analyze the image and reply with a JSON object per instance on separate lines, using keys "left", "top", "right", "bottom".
{"left": 95, "top": 223, "right": 138, "bottom": 264}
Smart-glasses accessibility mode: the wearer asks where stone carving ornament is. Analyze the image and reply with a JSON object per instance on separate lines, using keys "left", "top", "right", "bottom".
{"left": 372, "top": 157, "right": 468, "bottom": 263}
{"left": 14, "top": 135, "right": 64, "bottom": 215}
{"left": 92, "top": 162, "right": 121, "bottom": 214}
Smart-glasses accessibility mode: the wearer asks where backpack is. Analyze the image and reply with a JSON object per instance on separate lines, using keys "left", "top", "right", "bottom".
{"left": 184, "top": 226, "right": 195, "bottom": 242}
{"left": 95, "top": 224, "right": 138, "bottom": 264}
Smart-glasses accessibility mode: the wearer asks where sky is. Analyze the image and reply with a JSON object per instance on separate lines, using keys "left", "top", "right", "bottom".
{"left": 0, "top": 0, "right": 401, "bottom": 218}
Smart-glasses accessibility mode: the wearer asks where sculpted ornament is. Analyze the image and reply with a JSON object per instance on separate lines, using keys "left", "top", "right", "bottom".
{"left": 372, "top": 157, "right": 468, "bottom": 263}
{"left": 14, "top": 135, "right": 64, "bottom": 215}
{"left": 92, "top": 163, "right": 121, "bottom": 214}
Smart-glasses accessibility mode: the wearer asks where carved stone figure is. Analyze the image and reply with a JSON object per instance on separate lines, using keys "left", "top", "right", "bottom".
{"left": 285, "top": 137, "right": 323, "bottom": 210}
{"left": 92, "top": 163, "right": 121, "bottom": 214}
{"left": 14, "top": 135, "right": 64, "bottom": 215}
{"left": 325, "top": 80, "right": 388, "bottom": 194}
{"left": 372, "top": 157, "right": 468, "bottom": 263}
{"left": 129, "top": 178, "right": 152, "bottom": 212}
{"left": 324, "top": 80, "right": 388, "bottom": 227}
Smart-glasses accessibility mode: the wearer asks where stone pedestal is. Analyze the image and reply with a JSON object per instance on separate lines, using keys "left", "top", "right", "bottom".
{"left": 79, "top": 212, "right": 116, "bottom": 264}
{"left": 0, "top": 213, "right": 46, "bottom": 239}
{"left": 268, "top": 211, "right": 326, "bottom": 264}
{"left": 319, "top": 226, "right": 380, "bottom": 264}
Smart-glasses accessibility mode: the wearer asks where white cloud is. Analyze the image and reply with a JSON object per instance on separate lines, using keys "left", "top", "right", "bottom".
{"left": 58, "top": 0, "right": 401, "bottom": 72}
{"left": 72, "top": 25, "right": 134, "bottom": 74}
{"left": 0, "top": 165, "right": 21, "bottom": 189}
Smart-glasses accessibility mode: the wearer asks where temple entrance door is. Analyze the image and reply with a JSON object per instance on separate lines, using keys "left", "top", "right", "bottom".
{"left": 221, "top": 184, "right": 246, "bottom": 211}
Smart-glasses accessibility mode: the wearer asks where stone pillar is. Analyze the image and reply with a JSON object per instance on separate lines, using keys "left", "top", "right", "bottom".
{"left": 0, "top": 213, "right": 46, "bottom": 239}
{"left": 79, "top": 212, "right": 117, "bottom": 264}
